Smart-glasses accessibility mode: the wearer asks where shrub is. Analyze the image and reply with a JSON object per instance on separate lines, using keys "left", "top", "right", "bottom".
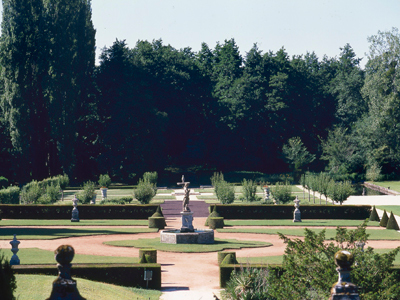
{"left": 0, "top": 187, "right": 20, "bottom": 204}
{"left": 369, "top": 206, "right": 380, "bottom": 221}
{"left": 99, "top": 198, "right": 128, "bottom": 205}
{"left": 98, "top": 174, "right": 111, "bottom": 188}
{"left": 215, "top": 180, "right": 235, "bottom": 204}
{"left": 271, "top": 181, "right": 292, "bottom": 204}
{"left": 241, "top": 179, "right": 259, "bottom": 202}
{"left": 0, "top": 176, "right": 8, "bottom": 189}
{"left": 76, "top": 181, "right": 96, "bottom": 204}
{"left": 0, "top": 251, "right": 17, "bottom": 300}
{"left": 386, "top": 211, "right": 399, "bottom": 230}
{"left": 211, "top": 172, "right": 224, "bottom": 189}
{"left": 223, "top": 267, "right": 274, "bottom": 300}
{"left": 143, "top": 172, "right": 158, "bottom": 186}
{"left": 134, "top": 179, "right": 156, "bottom": 204}
{"left": 20, "top": 181, "right": 42, "bottom": 204}
{"left": 380, "top": 210, "right": 389, "bottom": 227}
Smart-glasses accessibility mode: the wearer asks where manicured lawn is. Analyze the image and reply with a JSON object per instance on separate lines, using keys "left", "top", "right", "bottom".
{"left": 370, "top": 181, "right": 400, "bottom": 192}
{"left": 217, "top": 228, "right": 400, "bottom": 240}
{"left": 0, "top": 219, "right": 148, "bottom": 226}
{"left": 0, "top": 227, "right": 157, "bottom": 240}
{"left": 224, "top": 219, "right": 380, "bottom": 227}
{"left": 104, "top": 238, "right": 272, "bottom": 253}
{"left": 377, "top": 206, "right": 400, "bottom": 217}
{"left": 14, "top": 274, "right": 161, "bottom": 300}
{"left": 0, "top": 248, "right": 138, "bottom": 264}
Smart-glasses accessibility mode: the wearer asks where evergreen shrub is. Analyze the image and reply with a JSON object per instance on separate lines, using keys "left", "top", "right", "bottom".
{"left": 386, "top": 212, "right": 399, "bottom": 230}
{"left": 241, "top": 179, "right": 259, "bottom": 202}
{"left": 380, "top": 210, "right": 389, "bottom": 227}
{"left": 369, "top": 206, "right": 380, "bottom": 221}
{"left": 98, "top": 174, "right": 111, "bottom": 188}
{"left": 271, "top": 181, "right": 292, "bottom": 204}
{"left": 76, "top": 181, "right": 96, "bottom": 204}
{"left": 208, "top": 217, "right": 224, "bottom": 229}
{"left": 148, "top": 217, "right": 165, "bottom": 229}
{"left": 215, "top": 180, "right": 235, "bottom": 204}
{"left": 139, "top": 249, "right": 157, "bottom": 263}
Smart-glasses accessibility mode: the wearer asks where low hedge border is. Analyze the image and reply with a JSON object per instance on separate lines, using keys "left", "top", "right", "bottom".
{"left": 0, "top": 205, "right": 159, "bottom": 219}
{"left": 12, "top": 263, "right": 161, "bottom": 289}
{"left": 213, "top": 204, "right": 372, "bottom": 220}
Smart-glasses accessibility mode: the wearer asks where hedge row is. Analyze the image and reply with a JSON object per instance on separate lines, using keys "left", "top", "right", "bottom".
{"left": 12, "top": 263, "right": 161, "bottom": 289}
{"left": 0, "top": 205, "right": 158, "bottom": 219}
{"left": 212, "top": 204, "right": 372, "bottom": 220}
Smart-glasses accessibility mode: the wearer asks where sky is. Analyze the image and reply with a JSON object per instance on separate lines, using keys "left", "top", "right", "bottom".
{"left": 2, "top": 0, "right": 400, "bottom": 67}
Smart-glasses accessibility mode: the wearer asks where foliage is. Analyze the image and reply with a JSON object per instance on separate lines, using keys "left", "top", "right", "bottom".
{"left": 20, "top": 181, "right": 42, "bottom": 204}
{"left": 76, "top": 181, "right": 96, "bottom": 204}
{"left": 386, "top": 212, "right": 400, "bottom": 230}
{"left": 0, "top": 251, "right": 16, "bottom": 300}
{"left": 37, "top": 183, "right": 61, "bottom": 204}
{"left": 369, "top": 206, "right": 380, "bottom": 222}
{"left": 143, "top": 172, "right": 158, "bottom": 186}
{"left": 327, "top": 179, "right": 353, "bottom": 204}
{"left": 216, "top": 180, "right": 235, "bottom": 204}
{"left": 366, "top": 162, "right": 382, "bottom": 182}
{"left": 223, "top": 267, "right": 275, "bottom": 300}
{"left": 282, "top": 136, "right": 315, "bottom": 179}
{"left": 229, "top": 221, "right": 400, "bottom": 300}
{"left": 134, "top": 179, "right": 156, "bottom": 204}
{"left": 0, "top": 176, "right": 8, "bottom": 189}
{"left": 0, "top": 186, "right": 20, "bottom": 204}
{"left": 271, "top": 181, "right": 292, "bottom": 204}
{"left": 98, "top": 174, "right": 112, "bottom": 188}
{"left": 241, "top": 179, "right": 259, "bottom": 202}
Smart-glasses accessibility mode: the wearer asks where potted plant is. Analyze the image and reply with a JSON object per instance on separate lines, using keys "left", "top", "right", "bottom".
{"left": 98, "top": 174, "right": 111, "bottom": 199}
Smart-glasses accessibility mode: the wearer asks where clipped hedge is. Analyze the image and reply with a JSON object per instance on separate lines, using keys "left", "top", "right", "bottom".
{"left": 139, "top": 249, "right": 157, "bottom": 263}
{"left": 12, "top": 263, "right": 161, "bottom": 289}
{"left": 148, "top": 217, "right": 165, "bottom": 229}
{"left": 0, "top": 205, "right": 158, "bottom": 219}
{"left": 213, "top": 204, "right": 372, "bottom": 220}
{"left": 208, "top": 217, "right": 224, "bottom": 229}
{"left": 218, "top": 252, "right": 238, "bottom": 265}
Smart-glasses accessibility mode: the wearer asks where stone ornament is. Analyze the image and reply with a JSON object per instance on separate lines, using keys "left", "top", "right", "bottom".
{"left": 293, "top": 196, "right": 301, "bottom": 222}
{"left": 71, "top": 196, "right": 80, "bottom": 222}
{"left": 329, "top": 250, "right": 360, "bottom": 300}
{"left": 46, "top": 245, "right": 86, "bottom": 300}
{"left": 9, "top": 234, "right": 20, "bottom": 265}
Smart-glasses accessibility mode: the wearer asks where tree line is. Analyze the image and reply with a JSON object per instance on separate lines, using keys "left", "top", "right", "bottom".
{"left": 0, "top": 0, "right": 399, "bottom": 184}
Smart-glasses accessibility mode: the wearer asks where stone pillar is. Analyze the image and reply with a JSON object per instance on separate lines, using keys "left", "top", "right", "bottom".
{"left": 9, "top": 234, "right": 20, "bottom": 265}
{"left": 46, "top": 245, "right": 86, "bottom": 300}
{"left": 180, "top": 211, "right": 194, "bottom": 232}
{"left": 329, "top": 250, "right": 360, "bottom": 300}
{"left": 293, "top": 196, "right": 301, "bottom": 222}
{"left": 71, "top": 196, "right": 80, "bottom": 222}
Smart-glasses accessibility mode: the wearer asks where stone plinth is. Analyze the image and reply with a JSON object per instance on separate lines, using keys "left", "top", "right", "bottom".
{"left": 160, "top": 229, "right": 214, "bottom": 244}
{"left": 181, "top": 211, "right": 194, "bottom": 232}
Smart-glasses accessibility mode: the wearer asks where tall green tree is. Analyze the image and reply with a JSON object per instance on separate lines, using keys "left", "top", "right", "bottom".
{"left": 0, "top": 0, "right": 50, "bottom": 181}
{"left": 282, "top": 136, "right": 315, "bottom": 180}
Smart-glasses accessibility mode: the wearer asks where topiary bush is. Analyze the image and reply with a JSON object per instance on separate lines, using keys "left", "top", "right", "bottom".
{"left": 138, "top": 249, "right": 157, "bottom": 263}
{"left": 369, "top": 206, "right": 380, "bottom": 221}
{"left": 218, "top": 251, "right": 238, "bottom": 265}
{"left": 386, "top": 212, "right": 399, "bottom": 230}
{"left": 380, "top": 210, "right": 389, "bottom": 227}
{"left": 134, "top": 179, "right": 156, "bottom": 204}
{"left": 208, "top": 217, "right": 224, "bottom": 229}
{"left": 148, "top": 217, "right": 165, "bottom": 229}
{"left": 205, "top": 205, "right": 221, "bottom": 226}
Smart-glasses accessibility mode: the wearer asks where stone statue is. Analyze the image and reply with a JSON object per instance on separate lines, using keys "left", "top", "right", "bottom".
{"left": 182, "top": 182, "right": 190, "bottom": 211}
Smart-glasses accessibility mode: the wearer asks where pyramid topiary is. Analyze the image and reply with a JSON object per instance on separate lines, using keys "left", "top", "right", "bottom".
{"left": 205, "top": 205, "right": 221, "bottom": 226}
{"left": 369, "top": 206, "right": 380, "bottom": 222}
{"left": 386, "top": 211, "right": 400, "bottom": 230}
{"left": 149, "top": 205, "right": 166, "bottom": 227}
{"left": 220, "top": 253, "right": 238, "bottom": 265}
{"left": 379, "top": 210, "right": 389, "bottom": 227}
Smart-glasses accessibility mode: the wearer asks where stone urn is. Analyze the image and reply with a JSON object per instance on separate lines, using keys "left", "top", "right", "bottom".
{"left": 100, "top": 187, "right": 107, "bottom": 200}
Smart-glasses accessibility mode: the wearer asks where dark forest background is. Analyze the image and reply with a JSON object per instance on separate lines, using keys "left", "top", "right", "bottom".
{"left": 1, "top": 0, "right": 400, "bottom": 184}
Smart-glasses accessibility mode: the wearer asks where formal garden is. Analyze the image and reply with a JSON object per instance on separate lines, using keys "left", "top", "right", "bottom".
{"left": 0, "top": 170, "right": 399, "bottom": 300}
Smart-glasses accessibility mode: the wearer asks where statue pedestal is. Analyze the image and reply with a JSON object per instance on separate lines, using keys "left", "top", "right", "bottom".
{"left": 181, "top": 211, "right": 194, "bottom": 232}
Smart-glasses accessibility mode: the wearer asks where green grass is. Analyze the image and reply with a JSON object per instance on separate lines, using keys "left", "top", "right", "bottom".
{"left": 217, "top": 228, "right": 400, "bottom": 240}
{"left": 104, "top": 237, "right": 272, "bottom": 253}
{"left": 0, "top": 219, "right": 148, "bottom": 226}
{"left": 0, "top": 248, "right": 138, "bottom": 264}
{"left": 14, "top": 274, "right": 161, "bottom": 300}
{"left": 370, "top": 181, "right": 400, "bottom": 192}
{"left": 224, "top": 219, "right": 380, "bottom": 227}
{"left": 377, "top": 206, "right": 400, "bottom": 217}
{"left": 0, "top": 227, "right": 157, "bottom": 240}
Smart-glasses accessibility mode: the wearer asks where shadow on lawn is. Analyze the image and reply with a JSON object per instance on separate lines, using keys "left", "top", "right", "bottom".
{"left": 0, "top": 228, "right": 153, "bottom": 239}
